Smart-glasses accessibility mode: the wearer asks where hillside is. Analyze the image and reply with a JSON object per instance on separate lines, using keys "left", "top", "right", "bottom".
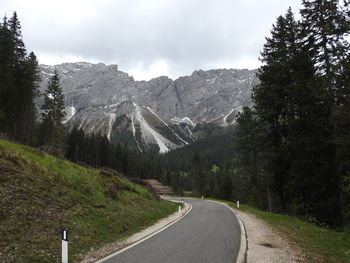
{"left": 0, "top": 139, "right": 177, "bottom": 262}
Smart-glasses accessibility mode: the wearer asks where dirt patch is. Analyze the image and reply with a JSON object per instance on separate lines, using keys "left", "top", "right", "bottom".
{"left": 259, "top": 242, "right": 277, "bottom": 248}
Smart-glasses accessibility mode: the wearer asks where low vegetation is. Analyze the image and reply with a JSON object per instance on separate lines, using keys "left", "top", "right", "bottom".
{"left": 0, "top": 138, "right": 177, "bottom": 262}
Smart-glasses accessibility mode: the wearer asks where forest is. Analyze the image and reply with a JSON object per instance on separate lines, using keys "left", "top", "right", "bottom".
{"left": 160, "top": 1, "right": 350, "bottom": 229}
{"left": 0, "top": 0, "right": 349, "bottom": 230}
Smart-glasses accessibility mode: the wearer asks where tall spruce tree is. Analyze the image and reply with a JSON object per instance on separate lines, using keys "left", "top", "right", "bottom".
{"left": 0, "top": 16, "right": 11, "bottom": 128}
{"left": 20, "top": 52, "right": 40, "bottom": 144}
{"left": 0, "top": 12, "right": 39, "bottom": 144}
{"left": 300, "top": 0, "right": 349, "bottom": 227}
{"left": 252, "top": 9, "right": 300, "bottom": 213}
{"left": 333, "top": 47, "right": 350, "bottom": 227}
{"left": 40, "top": 71, "right": 66, "bottom": 150}
{"left": 235, "top": 107, "right": 264, "bottom": 209}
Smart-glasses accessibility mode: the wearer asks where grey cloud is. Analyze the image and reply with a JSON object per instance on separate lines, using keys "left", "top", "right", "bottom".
{"left": 2, "top": 0, "right": 302, "bottom": 79}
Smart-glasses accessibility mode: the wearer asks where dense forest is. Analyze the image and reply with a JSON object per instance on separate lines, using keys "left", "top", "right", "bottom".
{"left": 1, "top": 0, "right": 349, "bottom": 230}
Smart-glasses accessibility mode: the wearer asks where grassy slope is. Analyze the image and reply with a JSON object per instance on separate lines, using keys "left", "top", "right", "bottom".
{"left": 208, "top": 198, "right": 350, "bottom": 263}
{"left": 0, "top": 139, "right": 177, "bottom": 262}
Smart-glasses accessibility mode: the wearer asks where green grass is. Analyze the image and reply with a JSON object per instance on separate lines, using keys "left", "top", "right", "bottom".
{"left": 0, "top": 139, "right": 177, "bottom": 262}
{"left": 199, "top": 197, "right": 350, "bottom": 263}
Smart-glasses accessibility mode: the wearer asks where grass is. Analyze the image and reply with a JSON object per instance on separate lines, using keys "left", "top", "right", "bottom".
{"left": 198, "top": 197, "right": 350, "bottom": 263}
{"left": 0, "top": 138, "right": 177, "bottom": 262}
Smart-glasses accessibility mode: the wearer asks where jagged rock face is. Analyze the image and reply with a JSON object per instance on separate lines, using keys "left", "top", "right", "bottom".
{"left": 39, "top": 62, "right": 258, "bottom": 152}
{"left": 173, "top": 69, "right": 256, "bottom": 122}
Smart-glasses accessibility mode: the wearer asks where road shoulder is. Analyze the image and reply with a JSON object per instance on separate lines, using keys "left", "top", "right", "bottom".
{"left": 235, "top": 209, "right": 305, "bottom": 263}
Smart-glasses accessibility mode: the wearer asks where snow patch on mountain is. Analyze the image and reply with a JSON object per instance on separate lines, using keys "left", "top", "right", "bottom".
{"left": 134, "top": 103, "right": 173, "bottom": 153}
{"left": 207, "top": 76, "right": 217, "bottom": 84}
{"left": 107, "top": 113, "right": 117, "bottom": 140}
{"left": 222, "top": 108, "right": 235, "bottom": 126}
{"left": 131, "top": 114, "right": 142, "bottom": 152}
{"left": 221, "top": 106, "right": 243, "bottom": 126}
{"left": 147, "top": 107, "right": 189, "bottom": 145}
{"left": 63, "top": 106, "right": 76, "bottom": 124}
{"left": 172, "top": 117, "right": 196, "bottom": 127}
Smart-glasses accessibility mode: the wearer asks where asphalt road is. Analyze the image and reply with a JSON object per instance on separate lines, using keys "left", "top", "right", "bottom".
{"left": 101, "top": 199, "right": 241, "bottom": 263}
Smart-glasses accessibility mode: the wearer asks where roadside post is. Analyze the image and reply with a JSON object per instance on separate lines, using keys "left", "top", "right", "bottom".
{"left": 178, "top": 205, "right": 181, "bottom": 213}
{"left": 62, "top": 229, "right": 68, "bottom": 263}
{"left": 237, "top": 200, "right": 240, "bottom": 208}
{"left": 201, "top": 195, "right": 203, "bottom": 199}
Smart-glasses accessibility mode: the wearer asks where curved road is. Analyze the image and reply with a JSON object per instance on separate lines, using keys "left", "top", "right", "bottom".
{"left": 101, "top": 199, "right": 241, "bottom": 263}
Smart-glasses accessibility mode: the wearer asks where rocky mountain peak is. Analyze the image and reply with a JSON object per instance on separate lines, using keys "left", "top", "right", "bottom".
{"left": 39, "top": 62, "right": 258, "bottom": 152}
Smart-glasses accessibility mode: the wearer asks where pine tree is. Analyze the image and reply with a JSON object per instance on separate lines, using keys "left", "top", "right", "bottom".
{"left": 8, "top": 12, "right": 28, "bottom": 139}
{"left": 333, "top": 49, "right": 350, "bottom": 227}
{"left": 0, "top": 16, "right": 12, "bottom": 129}
{"left": 300, "top": 0, "right": 349, "bottom": 227}
{"left": 235, "top": 107, "right": 264, "bottom": 208}
{"left": 301, "top": 0, "right": 348, "bottom": 82}
{"left": 252, "top": 9, "right": 300, "bottom": 213}
{"left": 0, "top": 12, "right": 39, "bottom": 144}
{"left": 66, "top": 126, "right": 85, "bottom": 162}
{"left": 40, "top": 71, "right": 66, "bottom": 150}
{"left": 20, "top": 52, "right": 40, "bottom": 144}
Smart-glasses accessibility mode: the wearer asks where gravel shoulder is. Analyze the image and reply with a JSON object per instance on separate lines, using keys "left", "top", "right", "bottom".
{"left": 80, "top": 201, "right": 191, "bottom": 263}
{"left": 235, "top": 209, "right": 305, "bottom": 263}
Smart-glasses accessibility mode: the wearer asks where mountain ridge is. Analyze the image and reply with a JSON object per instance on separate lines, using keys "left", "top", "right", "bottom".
{"left": 39, "top": 62, "right": 258, "bottom": 152}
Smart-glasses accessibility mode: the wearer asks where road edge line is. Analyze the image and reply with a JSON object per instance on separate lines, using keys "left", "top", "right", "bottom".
{"left": 95, "top": 200, "right": 192, "bottom": 263}
{"left": 205, "top": 200, "right": 248, "bottom": 263}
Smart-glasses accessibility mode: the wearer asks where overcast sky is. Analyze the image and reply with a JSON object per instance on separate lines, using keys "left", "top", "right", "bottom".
{"left": 2, "top": 0, "right": 302, "bottom": 80}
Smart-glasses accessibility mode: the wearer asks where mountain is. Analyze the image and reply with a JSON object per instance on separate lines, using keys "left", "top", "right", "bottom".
{"left": 39, "top": 63, "right": 258, "bottom": 152}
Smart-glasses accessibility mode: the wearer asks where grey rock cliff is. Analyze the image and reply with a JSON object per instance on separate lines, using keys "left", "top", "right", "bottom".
{"left": 39, "top": 62, "right": 258, "bottom": 152}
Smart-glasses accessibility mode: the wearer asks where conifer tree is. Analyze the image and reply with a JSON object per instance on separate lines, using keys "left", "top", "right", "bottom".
{"left": 301, "top": 0, "right": 348, "bottom": 82}
{"left": 235, "top": 107, "right": 264, "bottom": 208}
{"left": 0, "top": 12, "right": 39, "bottom": 144}
{"left": 20, "top": 52, "right": 40, "bottom": 144}
{"left": 0, "top": 16, "right": 12, "bottom": 129}
{"left": 300, "top": 0, "right": 349, "bottom": 227}
{"left": 40, "top": 71, "right": 66, "bottom": 150}
{"left": 252, "top": 9, "right": 299, "bottom": 213}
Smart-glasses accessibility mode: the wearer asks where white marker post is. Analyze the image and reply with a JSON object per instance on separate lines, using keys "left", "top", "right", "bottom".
{"left": 237, "top": 200, "right": 240, "bottom": 208}
{"left": 178, "top": 205, "right": 181, "bottom": 213}
{"left": 201, "top": 195, "right": 203, "bottom": 200}
{"left": 62, "top": 229, "right": 68, "bottom": 263}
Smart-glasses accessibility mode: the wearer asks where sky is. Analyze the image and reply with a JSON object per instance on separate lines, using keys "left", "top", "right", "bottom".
{"left": 2, "top": 0, "right": 303, "bottom": 80}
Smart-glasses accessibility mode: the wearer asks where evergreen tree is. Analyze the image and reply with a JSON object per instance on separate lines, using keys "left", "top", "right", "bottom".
{"left": 235, "top": 107, "right": 264, "bottom": 208}
{"left": 252, "top": 9, "right": 300, "bottom": 213}
{"left": 20, "top": 52, "right": 40, "bottom": 144}
{"left": 40, "top": 71, "right": 66, "bottom": 150}
{"left": 0, "top": 16, "right": 13, "bottom": 129}
{"left": 221, "top": 171, "right": 233, "bottom": 200}
{"left": 66, "top": 126, "right": 85, "bottom": 162}
{"left": 0, "top": 12, "right": 39, "bottom": 144}
{"left": 299, "top": 0, "right": 349, "bottom": 227}
{"left": 333, "top": 49, "right": 350, "bottom": 227}
{"left": 301, "top": 0, "right": 348, "bottom": 82}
